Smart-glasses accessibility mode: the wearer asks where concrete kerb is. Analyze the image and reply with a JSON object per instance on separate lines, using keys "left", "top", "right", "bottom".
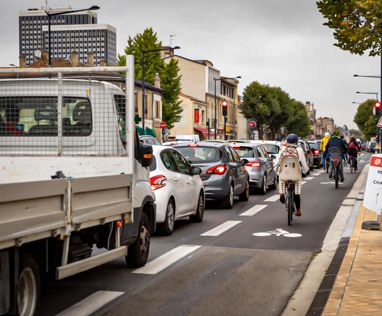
{"left": 281, "top": 165, "right": 369, "bottom": 316}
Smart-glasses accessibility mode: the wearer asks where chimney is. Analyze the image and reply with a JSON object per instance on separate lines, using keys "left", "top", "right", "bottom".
{"left": 19, "top": 55, "right": 26, "bottom": 68}
{"left": 70, "top": 51, "right": 79, "bottom": 67}
{"left": 87, "top": 51, "right": 94, "bottom": 66}
{"left": 99, "top": 59, "right": 107, "bottom": 67}
{"left": 154, "top": 73, "right": 161, "bottom": 88}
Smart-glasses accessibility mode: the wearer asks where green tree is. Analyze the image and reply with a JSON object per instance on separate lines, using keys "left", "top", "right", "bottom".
{"left": 284, "top": 100, "right": 310, "bottom": 137}
{"left": 354, "top": 99, "right": 378, "bottom": 139}
{"left": 316, "top": 0, "right": 382, "bottom": 56}
{"left": 118, "top": 28, "right": 183, "bottom": 129}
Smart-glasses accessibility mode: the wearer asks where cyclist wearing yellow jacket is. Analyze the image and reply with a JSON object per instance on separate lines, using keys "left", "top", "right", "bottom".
{"left": 320, "top": 132, "right": 330, "bottom": 170}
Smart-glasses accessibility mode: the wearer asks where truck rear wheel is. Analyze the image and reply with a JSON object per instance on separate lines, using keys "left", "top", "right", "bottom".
{"left": 17, "top": 255, "right": 40, "bottom": 316}
{"left": 126, "top": 212, "right": 151, "bottom": 268}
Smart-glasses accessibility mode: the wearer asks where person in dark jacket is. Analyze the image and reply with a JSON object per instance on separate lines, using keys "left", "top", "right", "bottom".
{"left": 325, "top": 131, "right": 347, "bottom": 182}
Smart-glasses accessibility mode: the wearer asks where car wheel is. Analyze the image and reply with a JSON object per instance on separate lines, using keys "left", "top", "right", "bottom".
{"left": 17, "top": 255, "right": 40, "bottom": 316}
{"left": 239, "top": 179, "right": 250, "bottom": 201}
{"left": 126, "top": 212, "right": 151, "bottom": 268}
{"left": 222, "top": 184, "right": 234, "bottom": 209}
{"left": 158, "top": 199, "right": 175, "bottom": 235}
{"left": 190, "top": 192, "right": 204, "bottom": 222}
{"left": 258, "top": 175, "right": 267, "bottom": 195}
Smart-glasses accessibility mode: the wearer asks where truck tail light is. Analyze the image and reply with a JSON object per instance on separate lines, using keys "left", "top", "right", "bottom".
{"left": 206, "top": 164, "right": 227, "bottom": 175}
{"left": 150, "top": 175, "right": 167, "bottom": 190}
{"left": 246, "top": 160, "right": 261, "bottom": 169}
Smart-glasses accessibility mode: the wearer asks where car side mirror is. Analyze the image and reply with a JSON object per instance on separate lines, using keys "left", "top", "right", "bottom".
{"left": 270, "top": 154, "right": 276, "bottom": 160}
{"left": 192, "top": 166, "right": 202, "bottom": 175}
{"left": 240, "top": 159, "right": 249, "bottom": 166}
{"left": 139, "top": 143, "right": 153, "bottom": 168}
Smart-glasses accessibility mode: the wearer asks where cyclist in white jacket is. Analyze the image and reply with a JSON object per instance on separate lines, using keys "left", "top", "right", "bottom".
{"left": 278, "top": 134, "right": 309, "bottom": 216}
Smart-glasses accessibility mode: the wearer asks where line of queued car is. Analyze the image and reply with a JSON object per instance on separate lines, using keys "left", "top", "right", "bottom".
{"left": 140, "top": 135, "right": 326, "bottom": 236}
{"left": 140, "top": 135, "right": 280, "bottom": 235}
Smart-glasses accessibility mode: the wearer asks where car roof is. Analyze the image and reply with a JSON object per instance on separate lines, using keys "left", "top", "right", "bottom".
{"left": 173, "top": 141, "right": 225, "bottom": 148}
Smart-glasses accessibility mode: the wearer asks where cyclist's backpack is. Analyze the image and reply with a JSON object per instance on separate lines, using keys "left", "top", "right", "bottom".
{"left": 279, "top": 146, "right": 301, "bottom": 181}
{"left": 348, "top": 141, "right": 357, "bottom": 149}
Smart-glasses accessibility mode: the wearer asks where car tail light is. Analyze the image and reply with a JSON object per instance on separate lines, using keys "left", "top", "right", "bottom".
{"left": 246, "top": 160, "right": 261, "bottom": 169}
{"left": 314, "top": 150, "right": 319, "bottom": 155}
{"left": 150, "top": 175, "right": 167, "bottom": 190}
{"left": 232, "top": 145, "right": 241, "bottom": 150}
{"left": 188, "top": 143, "right": 198, "bottom": 147}
{"left": 206, "top": 164, "right": 227, "bottom": 175}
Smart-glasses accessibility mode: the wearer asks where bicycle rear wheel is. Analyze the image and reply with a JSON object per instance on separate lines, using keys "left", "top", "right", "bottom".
{"left": 287, "top": 185, "right": 293, "bottom": 226}
{"left": 334, "top": 166, "right": 339, "bottom": 189}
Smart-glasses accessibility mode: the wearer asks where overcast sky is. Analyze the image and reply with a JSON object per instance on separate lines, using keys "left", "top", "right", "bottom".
{"left": 1, "top": 0, "right": 380, "bottom": 129}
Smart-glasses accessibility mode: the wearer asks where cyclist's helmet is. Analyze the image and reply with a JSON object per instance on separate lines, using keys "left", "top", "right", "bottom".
{"left": 286, "top": 133, "right": 298, "bottom": 144}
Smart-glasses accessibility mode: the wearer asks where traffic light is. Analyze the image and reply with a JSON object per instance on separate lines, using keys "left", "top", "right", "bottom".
{"left": 222, "top": 100, "right": 228, "bottom": 116}
{"left": 374, "top": 101, "right": 382, "bottom": 116}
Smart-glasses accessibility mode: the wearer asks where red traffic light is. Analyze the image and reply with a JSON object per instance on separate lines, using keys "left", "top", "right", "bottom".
{"left": 222, "top": 100, "right": 228, "bottom": 108}
{"left": 249, "top": 121, "right": 256, "bottom": 128}
{"left": 375, "top": 101, "right": 382, "bottom": 109}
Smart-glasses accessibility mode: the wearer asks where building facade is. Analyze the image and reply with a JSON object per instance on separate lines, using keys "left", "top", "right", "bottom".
{"left": 170, "top": 55, "right": 240, "bottom": 140}
{"left": 19, "top": 7, "right": 116, "bottom": 65}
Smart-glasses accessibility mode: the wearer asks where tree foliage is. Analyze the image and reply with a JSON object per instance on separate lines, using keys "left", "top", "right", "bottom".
{"left": 241, "top": 81, "right": 310, "bottom": 139}
{"left": 316, "top": 0, "right": 382, "bottom": 56}
{"left": 118, "top": 28, "right": 183, "bottom": 129}
{"left": 354, "top": 99, "right": 378, "bottom": 139}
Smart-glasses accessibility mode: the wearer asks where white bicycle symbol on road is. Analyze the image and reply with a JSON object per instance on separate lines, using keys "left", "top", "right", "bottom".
{"left": 253, "top": 228, "right": 302, "bottom": 238}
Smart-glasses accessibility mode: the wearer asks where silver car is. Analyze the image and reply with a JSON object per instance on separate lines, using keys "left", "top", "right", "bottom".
{"left": 230, "top": 143, "right": 277, "bottom": 194}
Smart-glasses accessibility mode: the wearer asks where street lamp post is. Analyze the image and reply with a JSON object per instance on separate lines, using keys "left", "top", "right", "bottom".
{"left": 213, "top": 76, "right": 241, "bottom": 140}
{"left": 45, "top": 5, "right": 100, "bottom": 66}
{"left": 356, "top": 91, "right": 379, "bottom": 100}
{"left": 140, "top": 46, "right": 180, "bottom": 133}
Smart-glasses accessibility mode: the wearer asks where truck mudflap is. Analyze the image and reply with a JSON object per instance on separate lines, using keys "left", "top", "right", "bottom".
{"left": 0, "top": 251, "right": 10, "bottom": 315}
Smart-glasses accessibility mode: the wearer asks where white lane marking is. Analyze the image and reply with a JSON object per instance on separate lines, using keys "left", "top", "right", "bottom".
{"left": 201, "top": 220, "right": 242, "bottom": 236}
{"left": 312, "top": 173, "right": 320, "bottom": 176}
{"left": 301, "top": 181, "right": 307, "bottom": 185}
{"left": 240, "top": 204, "right": 268, "bottom": 216}
{"left": 56, "top": 290, "right": 124, "bottom": 316}
{"left": 133, "top": 245, "right": 201, "bottom": 275}
{"left": 305, "top": 177, "right": 314, "bottom": 180}
{"left": 264, "top": 194, "right": 280, "bottom": 202}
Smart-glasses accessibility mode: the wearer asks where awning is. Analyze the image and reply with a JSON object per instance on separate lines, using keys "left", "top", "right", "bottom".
{"left": 136, "top": 126, "right": 157, "bottom": 137}
{"left": 194, "top": 127, "right": 214, "bottom": 136}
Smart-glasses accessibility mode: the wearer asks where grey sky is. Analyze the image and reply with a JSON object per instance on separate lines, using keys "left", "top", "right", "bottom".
{"left": 1, "top": 0, "right": 380, "bottom": 129}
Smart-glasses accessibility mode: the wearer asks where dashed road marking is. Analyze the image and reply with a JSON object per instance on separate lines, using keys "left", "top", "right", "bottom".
{"left": 240, "top": 204, "right": 268, "bottom": 216}
{"left": 56, "top": 290, "right": 124, "bottom": 316}
{"left": 264, "top": 194, "right": 279, "bottom": 202}
{"left": 305, "top": 177, "right": 314, "bottom": 180}
{"left": 133, "top": 245, "right": 201, "bottom": 275}
{"left": 201, "top": 220, "right": 242, "bottom": 236}
{"left": 311, "top": 172, "right": 320, "bottom": 176}
{"left": 301, "top": 181, "right": 307, "bottom": 185}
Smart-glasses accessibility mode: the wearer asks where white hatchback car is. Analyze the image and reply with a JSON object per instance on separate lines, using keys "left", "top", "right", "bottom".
{"left": 150, "top": 145, "right": 205, "bottom": 235}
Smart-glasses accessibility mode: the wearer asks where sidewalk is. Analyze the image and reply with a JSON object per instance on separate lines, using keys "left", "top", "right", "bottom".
{"left": 322, "top": 203, "right": 382, "bottom": 315}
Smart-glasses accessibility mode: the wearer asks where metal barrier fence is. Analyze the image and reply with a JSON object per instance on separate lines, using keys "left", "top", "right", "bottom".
{"left": 0, "top": 59, "right": 134, "bottom": 158}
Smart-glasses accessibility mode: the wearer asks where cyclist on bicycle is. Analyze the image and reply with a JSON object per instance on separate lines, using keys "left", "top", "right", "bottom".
{"left": 347, "top": 136, "right": 361, "bottom": 171}
{"left": 325, "top": 131, "right": 347, "bottom": 182}
{"left": 278, "top": 133, "right": 309, "bottom": 217}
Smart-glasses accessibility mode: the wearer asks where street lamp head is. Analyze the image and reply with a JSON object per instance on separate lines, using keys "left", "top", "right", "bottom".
{"left": 353, "top": 74, "right": 359, "bottom": 77}
{"left": 356, "top": 91, "right": 360, "bottom": 94}
{"left": 236, "top": 76, "right": 242, "bottom": 79}
{"left": 89, "top": 5, "right": 100, "bottom": 10}
{"left": 173, "top": 46, "right": 181, "bottom": 50}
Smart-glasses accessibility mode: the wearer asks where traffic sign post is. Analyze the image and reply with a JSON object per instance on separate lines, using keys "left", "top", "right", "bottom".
{"left": 160, "top": 122, "right": 167, "bottom": 143}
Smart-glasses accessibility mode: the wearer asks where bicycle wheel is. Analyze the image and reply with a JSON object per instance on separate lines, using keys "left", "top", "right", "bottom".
{"left": 287, "top": 187, "right": 293, "bottom": 226}
{"left": 334, "top": 166, "right": 339, "bottom": 189}
{"left": 350, "top": 158, "right": 354, "bottom": 173}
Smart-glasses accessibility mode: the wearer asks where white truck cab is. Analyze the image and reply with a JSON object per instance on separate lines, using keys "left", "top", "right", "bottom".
{"left": 0, "top": 64, "right": 155, "bottom": 316}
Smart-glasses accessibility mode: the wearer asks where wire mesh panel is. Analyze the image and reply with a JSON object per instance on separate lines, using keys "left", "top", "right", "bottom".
{"left": 0, "top": 65, "right": 134, "bottom": 158}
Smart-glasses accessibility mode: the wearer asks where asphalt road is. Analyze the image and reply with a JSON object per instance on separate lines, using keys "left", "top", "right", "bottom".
{"left": 40, "top": 156, "right": 369, "bottom": 316}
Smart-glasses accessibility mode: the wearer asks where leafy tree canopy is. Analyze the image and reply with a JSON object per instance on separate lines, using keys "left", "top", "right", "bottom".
{"left": 354, "top": 99, "right": 378, "bottom": 139}
{"left": 317, "top": 0, "right": 382, "bottom": 56}
{"left": 118, "top": 28, "right": 182, "bottom": 130}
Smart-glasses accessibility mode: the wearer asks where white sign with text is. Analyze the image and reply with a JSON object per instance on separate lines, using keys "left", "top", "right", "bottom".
{"left": 364, "top": 154, "right": 382, "bottom": 215}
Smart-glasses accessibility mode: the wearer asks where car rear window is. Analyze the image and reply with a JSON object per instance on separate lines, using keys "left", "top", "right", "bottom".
{"left": 176, "top": 146, "right": 222, "bottom": 163}
{"left": 232, "top": 146, "right": 255, "bottom": 158}
{"left": 309, "top": 142, "right": 318, "bottom": 150}
{"left": 263, "top": 144, "right": 279, "bottom": 154}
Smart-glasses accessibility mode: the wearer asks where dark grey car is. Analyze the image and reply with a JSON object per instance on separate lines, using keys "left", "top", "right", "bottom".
{"left": 173, "top": 142, "right": 249, "bottom": 209}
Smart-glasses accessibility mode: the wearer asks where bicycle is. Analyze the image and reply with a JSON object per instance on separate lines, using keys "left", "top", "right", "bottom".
{"left": 349, "top": 155, "right": 356, "bottom": 173}
{"left": 330, "top": 155, "right": 341, "bottom": 189}
{"left": 285, "top": 180, "right": 295, "bottom": 226}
